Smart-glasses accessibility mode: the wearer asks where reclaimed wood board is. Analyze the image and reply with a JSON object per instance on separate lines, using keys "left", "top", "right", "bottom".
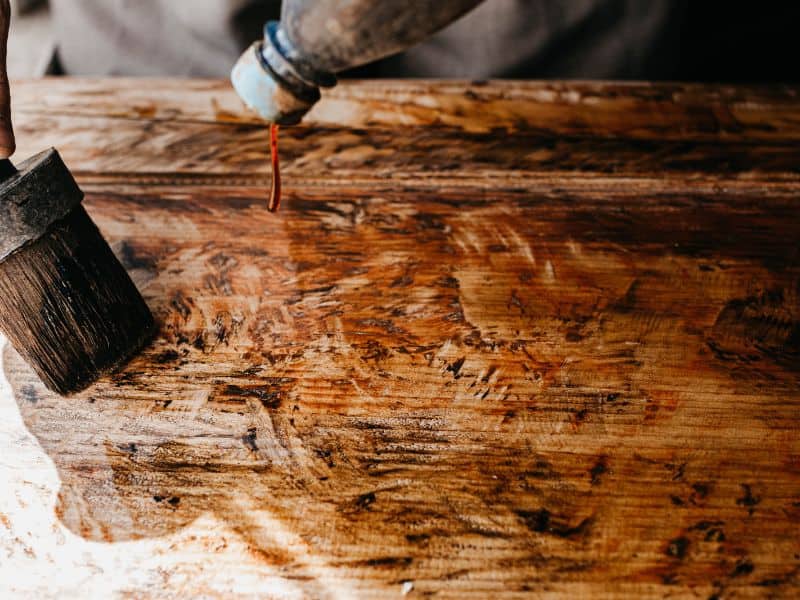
{"left": 1, "top": 79, "right": 799, "bottom": 598}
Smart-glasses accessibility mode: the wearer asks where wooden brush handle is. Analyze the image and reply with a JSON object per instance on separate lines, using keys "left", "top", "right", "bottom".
{"left": 0, "top": 1, "right": 13, "bottom": 158}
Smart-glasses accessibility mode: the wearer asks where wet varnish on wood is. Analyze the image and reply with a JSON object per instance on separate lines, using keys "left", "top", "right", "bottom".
{"left": 2, "top": 79, "right": 800, "bottom": 598}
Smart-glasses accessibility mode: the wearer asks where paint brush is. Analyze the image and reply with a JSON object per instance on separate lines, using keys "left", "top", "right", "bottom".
{"left": 0, "top": 148, "right": 155, "bottom": 395}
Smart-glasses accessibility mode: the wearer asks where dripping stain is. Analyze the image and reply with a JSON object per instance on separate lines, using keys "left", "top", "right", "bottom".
{"left": 267, "top": 123, "right": 281, "bottom": 212}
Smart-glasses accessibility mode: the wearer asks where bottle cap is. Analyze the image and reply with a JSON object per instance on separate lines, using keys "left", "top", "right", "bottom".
{"left": 231, "top": 41, "right": 317, "bottom": 125}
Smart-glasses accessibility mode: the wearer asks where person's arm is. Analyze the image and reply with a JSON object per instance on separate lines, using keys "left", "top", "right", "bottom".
{"left": 0, "top": 0, "right": 15, "bottom": 159}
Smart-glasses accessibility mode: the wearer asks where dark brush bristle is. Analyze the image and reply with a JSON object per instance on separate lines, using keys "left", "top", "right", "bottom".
{"left": 0, "top": 205, "right": 155, "bottom": 394}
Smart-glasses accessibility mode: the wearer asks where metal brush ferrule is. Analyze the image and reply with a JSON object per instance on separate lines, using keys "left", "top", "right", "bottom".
{"left": 0, "top": 148, "right": 83, "bottom": 262}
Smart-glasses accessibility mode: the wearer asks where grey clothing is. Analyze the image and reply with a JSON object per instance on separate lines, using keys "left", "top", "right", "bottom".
{"left": 51, "top": 0, "right": 276, "bottom": 76}
{"left": 51, "top": 0, "right": 679, "bottom": 79}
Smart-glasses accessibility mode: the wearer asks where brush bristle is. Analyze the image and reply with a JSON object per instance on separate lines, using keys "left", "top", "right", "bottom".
{"left": 0, "top": 206, "right": 155, "bottom": 394}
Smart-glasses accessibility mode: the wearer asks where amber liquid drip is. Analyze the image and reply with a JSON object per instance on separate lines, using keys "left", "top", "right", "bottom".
{"left": 268, "top": 124, "right": 281, "bottom": 212}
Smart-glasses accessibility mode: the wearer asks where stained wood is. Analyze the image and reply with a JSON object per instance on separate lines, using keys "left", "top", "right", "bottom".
{"left": 1, "top": 79, "right": 799, "bottom": 598}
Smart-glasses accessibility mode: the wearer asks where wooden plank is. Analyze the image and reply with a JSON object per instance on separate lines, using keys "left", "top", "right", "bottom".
{"left": 1, "top": 79, "right": 799, "bottom": 598}
{"left": 11, "top": 113, "right": 800, "bottom": 189}
{"left": 12, "top": 78, "right": 800, "bottom": 141}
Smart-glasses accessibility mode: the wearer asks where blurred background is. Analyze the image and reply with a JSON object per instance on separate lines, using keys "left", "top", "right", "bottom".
{"left": 7, "top": 0, "right": 799, "bottom": 82}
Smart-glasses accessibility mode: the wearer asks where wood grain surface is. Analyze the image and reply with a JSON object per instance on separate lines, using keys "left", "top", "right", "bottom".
{"left": 1, "top": 79, "right": 799, "bottom": 599}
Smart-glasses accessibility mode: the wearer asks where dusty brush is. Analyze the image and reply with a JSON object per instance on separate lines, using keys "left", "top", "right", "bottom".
{"left": 0, "top": 148, "right": 155, "bottom": 395}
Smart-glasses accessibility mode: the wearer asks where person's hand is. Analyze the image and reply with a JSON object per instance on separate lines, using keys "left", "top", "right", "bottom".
{"left": 0, "top": 0, "right": 15, "bottom": 158}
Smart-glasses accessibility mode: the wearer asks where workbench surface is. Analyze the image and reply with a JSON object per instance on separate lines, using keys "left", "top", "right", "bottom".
{"left": 1, "top": 79, "right": 799, "bottom": 598}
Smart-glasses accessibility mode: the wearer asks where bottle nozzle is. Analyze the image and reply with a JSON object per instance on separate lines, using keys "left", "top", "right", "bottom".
{"left": 231, "top": 22, "right": 334, "bottom": 125}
